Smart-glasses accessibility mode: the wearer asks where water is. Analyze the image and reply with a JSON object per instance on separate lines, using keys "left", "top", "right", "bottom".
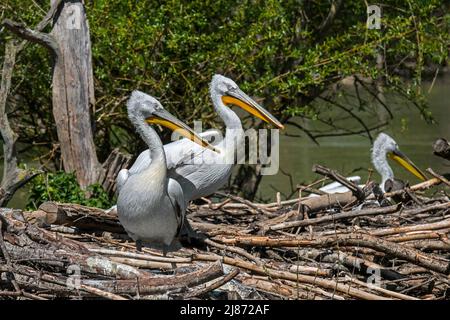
{"left": 1, "top": 78, "right": 449, "bottom": 208}
{"left": 0, "top": 147, "right": 41, "bottom": 209}
{"left": 257, "top": 76, "right": 450, "bottom": 201}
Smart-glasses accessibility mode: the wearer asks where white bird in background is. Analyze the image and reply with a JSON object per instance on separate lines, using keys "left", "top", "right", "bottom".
{"left": 124, "top": 74, "right": 284, "bottom": 205}
{"left": 316, "top": 133, "right": 427, "bottom": 194}
{"left": 116, "top": 91, "right": 216, "bottom": 252}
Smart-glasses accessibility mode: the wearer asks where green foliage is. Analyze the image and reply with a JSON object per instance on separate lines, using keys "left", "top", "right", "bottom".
{"left": 86, "top": 0, "right": 449, "bottom": 115}
{"left": 0, "top": 1, "right": 54, "bottom": 148}
{"left": 26, "top": 171, "right": 115, "bottom": 210}
{"left": 0, "top": 0, "right": 449, "bottom": 166}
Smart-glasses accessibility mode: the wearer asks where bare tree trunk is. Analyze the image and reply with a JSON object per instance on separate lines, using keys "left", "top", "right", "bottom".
{"left": 2, "top": 1, "right": 129, "bottom": 197}
{"left": 0, "top": 42, "right": 39, "bottom": 206}
{"left": 0, "top": 2, "right": 67, "bottom": 207}
{"left": 49, "top": 0, "right": 101, "bottom": 188}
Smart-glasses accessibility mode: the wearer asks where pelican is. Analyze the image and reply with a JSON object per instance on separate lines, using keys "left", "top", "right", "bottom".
{"left": 125, "top": 74, "right": 284, "bottom": 206}
{"left": 116, "top": 91, "right": 216, "bottom": 252}
{"left": 371, "top": 132, "right": 426, "bottom": 191}
{"left": 316, "top": 133, "right": 427, "bottom": 194}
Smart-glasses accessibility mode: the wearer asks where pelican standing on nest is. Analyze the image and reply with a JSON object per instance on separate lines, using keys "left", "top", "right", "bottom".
{"left": 127, "top": 74, "right": 284, "bottom": 204}
{"left": 317, "top": 133, "right": 427, "bottom": 194}
{"left": 371, "top": 132, "right": 426, "bottom": 191}
{"left": 116, "top": 91, "right": 217, "bottom": 252}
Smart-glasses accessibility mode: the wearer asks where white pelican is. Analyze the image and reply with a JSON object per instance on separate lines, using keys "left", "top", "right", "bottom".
{"left": 125, "top": 74, "right": 284, "bottom": 206}
{"left": 116, "top": 91, "right": 216, "bottom": 252}
{"left": 371, "top": 132, "right": 426, "bottom": 191}
{"left": 316, "top": 133, "right": 427, "bottom": 194}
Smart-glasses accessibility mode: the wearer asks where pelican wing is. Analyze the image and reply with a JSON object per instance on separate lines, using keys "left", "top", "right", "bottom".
{"left": 164, "top": 129, "right": 221, "bottom": 170}
{"left": 318, "top": 176, "right": 361, "bottom": 193}
{"left": 120, "top": 129, "right": 223, "bottom": 205}
{"left": 127, "top": 129, "right": 221, "bottom": 176}
{"left": 116, "top": 169, "right": 130, "bottom": 194}
{"left": 167, "top": 178, "right": 186, "bottom": 234}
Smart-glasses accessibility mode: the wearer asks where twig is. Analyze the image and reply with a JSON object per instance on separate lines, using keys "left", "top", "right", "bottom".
{"left": 184, "top": 268, "right": 240, "bottom": 298}
{"left": 215, "top": 192, "right": 276, "bottom": 216}
{"left": 344, "top": 276, "right": 418, "bottom": 300}
{"left": 78, "top": 284, "right": 128, "bottom": 300}
{"left": 213, "top": 233, "right": 450, "bottom": 274}
{"left": 426, "top": 168, "right": 450, "bottom": 188}
{"left": 192, "top": 253, "right": 390, "bottom": 300}
{"left": 313, "top": 164, "right": 365, "bottom": 200}
{"left": 268, "top": 204, "right": 401, "bottom": 231}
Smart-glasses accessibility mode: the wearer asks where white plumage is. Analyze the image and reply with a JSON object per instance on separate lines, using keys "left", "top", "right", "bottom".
{"left": 122, "top": 75, "right": 283, "bottom": 207}
{"left": 116, "top": 91, "right": 215, "bottom": 252}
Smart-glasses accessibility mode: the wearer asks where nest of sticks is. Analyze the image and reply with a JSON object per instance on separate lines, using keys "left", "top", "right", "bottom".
{"left": 0, "top": 166, "right": 449, "bottom": 300}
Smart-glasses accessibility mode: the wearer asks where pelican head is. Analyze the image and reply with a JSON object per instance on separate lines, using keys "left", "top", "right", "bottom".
{"left": 371, "top": 133, "right": 426, "bottom": 187}
{"left": 210, "top": 74, "right": 284, "bottom": 129}
{"left": 127, "top": 90, "right": 218, "bottom": 152}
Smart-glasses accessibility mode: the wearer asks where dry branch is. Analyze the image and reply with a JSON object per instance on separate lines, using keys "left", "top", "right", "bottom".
{"left": 23, "top": 201, "right": 124, "bottom": 234}
{"left": 433, "top": 138, "right": 450, "bottom": 161}
{"left": 426, "top": 168, "right": 450, "bottom": 188}
{"left": 267, "top": 203, "right": 401, "bottom": 231}
{"left": 0, "top": 42, "right": 39, "bottom": 206}
{"left": 0, "top": 1, "right": 65, "bottom": 206}
{"left": 313, "top": 164, "right": 365, "bottom": 199}
{"left": 184, "top": 268, "right": 240, "bottom": 298}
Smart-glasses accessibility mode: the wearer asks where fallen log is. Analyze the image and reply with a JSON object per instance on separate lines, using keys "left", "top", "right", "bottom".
{"left": 260, "top": 192, "right": 358, "bottom": 229}
{"left": 81, "top": 262, "right": 224, "bottom": 295}
{"left": 433, "top": 138, "right": 450, "bottom": 161}
{"left": 23, "top": 201, "right": 125, "bottom": 234}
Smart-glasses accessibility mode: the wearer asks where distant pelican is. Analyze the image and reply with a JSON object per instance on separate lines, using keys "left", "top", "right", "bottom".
{"left": 116, "top": 91, "right": 216, "bottom": 252}
{"left": 317, "top": 133, "right": 426, "bottom": 194}
{"left": 371, "top": 132, "right": 426, "bottom": 191}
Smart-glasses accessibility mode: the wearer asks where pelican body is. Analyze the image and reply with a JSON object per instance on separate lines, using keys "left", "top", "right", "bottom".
{"left": 126, "top": 74, "right": 284, "bottom": 205}
{"left": 116, "top": 91, "right": 216, "bottom": 252}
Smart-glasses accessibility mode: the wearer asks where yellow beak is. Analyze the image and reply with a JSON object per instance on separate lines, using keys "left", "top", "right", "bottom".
{"left": 146, "top": 109, "right": 219, "bottom": 153}
{"left": 388, "top": 150, "right": 427, "bottom": 181}
{"left": 222, "top": 89, "right": 284, "bottom": 129}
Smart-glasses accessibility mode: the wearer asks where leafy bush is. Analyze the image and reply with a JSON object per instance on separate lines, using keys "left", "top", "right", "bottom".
{"left": 26, "top": 171, "right": 115, "bottom": 210}
{"left": 1, "top": 0, "right": 448, "bottom": 159}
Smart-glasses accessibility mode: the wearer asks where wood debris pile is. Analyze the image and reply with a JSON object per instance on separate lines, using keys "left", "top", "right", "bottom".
{"left": 0, "top": 171, "right": 449, "bottom": 300}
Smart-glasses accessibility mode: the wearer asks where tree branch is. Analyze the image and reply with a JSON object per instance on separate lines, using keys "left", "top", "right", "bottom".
{"left": 0, "top": 42, "right": 40, "bottom": 206}
{"left": 317, "top": 0, "right": 343, "bottom": 38}
{"left": 0, "top": 2, "right": 63, "bottom": 206}
{"left": 2, "top": 19, "right": 60, "bottom": 57}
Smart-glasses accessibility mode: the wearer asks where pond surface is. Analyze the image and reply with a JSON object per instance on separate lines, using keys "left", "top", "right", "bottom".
{"left": 1, "top": 77, "right": 449, "bottom": 208}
